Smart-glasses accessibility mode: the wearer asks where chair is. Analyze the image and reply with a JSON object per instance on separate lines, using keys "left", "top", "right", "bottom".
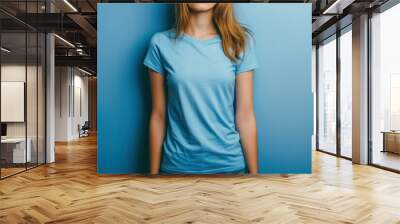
{"left": 78, "top": 121, "right": 90, "bottom": 138}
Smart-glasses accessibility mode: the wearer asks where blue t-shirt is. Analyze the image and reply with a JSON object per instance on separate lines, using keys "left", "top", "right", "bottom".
{"left": 144, "top": 29, "right": 258, "bottom": 174}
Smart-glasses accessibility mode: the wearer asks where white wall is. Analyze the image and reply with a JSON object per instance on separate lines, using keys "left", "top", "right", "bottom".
{"left": 71, "top": 72, "right": 89, "bottom": 138}
{"left": 1, "top": 65, "right": 41, "bottom": 138}
{"left": 55, "top": 66, "right": 70, "bottom": 141}
{"left": 55, "top": 67, "right": 89, "bottom": 141}
{"left": 1, "top": 65, "right": 26, "bottom": 139}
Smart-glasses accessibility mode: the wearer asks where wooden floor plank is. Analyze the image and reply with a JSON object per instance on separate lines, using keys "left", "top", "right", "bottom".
{"left": 1, "top": 134, "right": 400, "bottom": 223}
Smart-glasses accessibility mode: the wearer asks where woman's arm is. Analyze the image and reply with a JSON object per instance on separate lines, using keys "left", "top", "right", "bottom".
{"left": 149, "top": 70, "right": 166, "bottom": 175}
{"left": 235, "top": 71, "right": 258, "bottom": 174}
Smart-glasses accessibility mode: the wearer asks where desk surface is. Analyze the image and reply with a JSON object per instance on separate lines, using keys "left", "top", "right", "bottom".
{"left": 381, "top": 131, "right": 400, "bottom": 134}
{"left": 1, "top": 138, "right": 27, "bottom": 143}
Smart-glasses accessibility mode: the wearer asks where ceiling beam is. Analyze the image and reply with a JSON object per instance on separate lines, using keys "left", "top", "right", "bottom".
{"left": 322, "top": 0, "right": 356, "bottom": 14}
{"left": 67, "top": 13, "right": 97, "bottom": 39}
{"left": 55, "top": 55, "right": 96, "bottom": 71}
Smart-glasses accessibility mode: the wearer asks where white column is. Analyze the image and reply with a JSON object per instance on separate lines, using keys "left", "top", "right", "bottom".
{"left": 352, "top": 14, "right": 369, "bottom": 164}
{"left": 46, "top": 32, "right": 55, "bottom": 163}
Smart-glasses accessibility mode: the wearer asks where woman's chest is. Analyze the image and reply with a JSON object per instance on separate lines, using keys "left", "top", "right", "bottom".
{"left": 161, "top": 42, "right": 237, "bottom": 84}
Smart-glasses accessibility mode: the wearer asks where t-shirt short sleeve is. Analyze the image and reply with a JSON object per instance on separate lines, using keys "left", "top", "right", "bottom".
{"left": 143, "top": 34, "right": 165, "bottom": 75}
{"left": 235, "top": 36, "right": 258, "bottom": 75}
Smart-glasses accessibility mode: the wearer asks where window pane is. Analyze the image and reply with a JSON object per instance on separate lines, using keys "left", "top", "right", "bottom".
{"left": 318, "top": 36, "right": 337, "bottom": 154}
{"left": 340, "top": 29, "right": 352, "bottom": 158}
{"left": 371, "top": 3, "right": 400, "bottom": 171}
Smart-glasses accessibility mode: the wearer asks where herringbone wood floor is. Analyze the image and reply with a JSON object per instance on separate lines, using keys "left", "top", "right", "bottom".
{"left": 1, "top": 134, "right": 400, "bottom": 224}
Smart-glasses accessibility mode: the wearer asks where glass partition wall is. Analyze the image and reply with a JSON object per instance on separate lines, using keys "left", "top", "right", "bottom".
{"left": 0, "top": 2, "right": 46, "bottom": 179}
{"left": 316, "top": 26, "right": 353, "bottom": 159}
{"left": 0, "top": 31, "right": 27, "bottom": 177}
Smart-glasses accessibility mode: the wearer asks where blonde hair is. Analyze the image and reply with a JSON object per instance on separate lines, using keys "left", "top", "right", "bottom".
{"left": 174, "top": 3, "right": 248, "bottom": 62}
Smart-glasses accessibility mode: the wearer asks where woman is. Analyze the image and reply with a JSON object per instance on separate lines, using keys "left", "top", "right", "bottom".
{"left": 144, "top": 3, "right": 258, "bottom": 175}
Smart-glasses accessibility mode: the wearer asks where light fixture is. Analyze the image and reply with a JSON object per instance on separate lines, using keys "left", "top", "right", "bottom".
{"left": 76, "top": 48, "right": 86, "bottom": 56}
{"left": 63, "top": 0, "right": 78, "bottom": 12}
{"left": 54, "top": 34, "right": 75, "bottom": 48}
{"left": 1, "top": 47, "right": 11, "bottom": 53}
{"left": 78, "top": 67, "right": 93, "bottom": 76}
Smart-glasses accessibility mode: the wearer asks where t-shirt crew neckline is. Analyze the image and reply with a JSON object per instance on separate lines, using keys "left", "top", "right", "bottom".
{"left": 182, "top": 32, "right": 220, "bottom": 44}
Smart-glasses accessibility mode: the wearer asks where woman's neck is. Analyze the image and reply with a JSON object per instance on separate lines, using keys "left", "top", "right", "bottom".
{"left": 186, "top": 10, "right": 217, "bottom": 39}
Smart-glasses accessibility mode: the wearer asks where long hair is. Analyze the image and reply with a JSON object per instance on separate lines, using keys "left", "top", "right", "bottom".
{"left": 174, "top": 3, "right": 248, "bottom": 62}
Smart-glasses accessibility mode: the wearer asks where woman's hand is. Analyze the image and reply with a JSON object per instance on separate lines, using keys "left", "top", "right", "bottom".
{"left": 235, "top": 71, "right": 259, "bottom": 175}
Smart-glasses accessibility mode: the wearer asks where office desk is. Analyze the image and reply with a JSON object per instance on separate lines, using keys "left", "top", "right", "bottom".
{"left": 382, "top": 131, "right": 400, "bottom": 154}
{"left": 1, "top": 138, "right": 32, "bottom": 163}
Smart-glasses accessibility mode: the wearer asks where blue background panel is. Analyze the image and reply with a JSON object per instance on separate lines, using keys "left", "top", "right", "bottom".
{"left": 97, "top": 3, "right": 312, "bottom": 174}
